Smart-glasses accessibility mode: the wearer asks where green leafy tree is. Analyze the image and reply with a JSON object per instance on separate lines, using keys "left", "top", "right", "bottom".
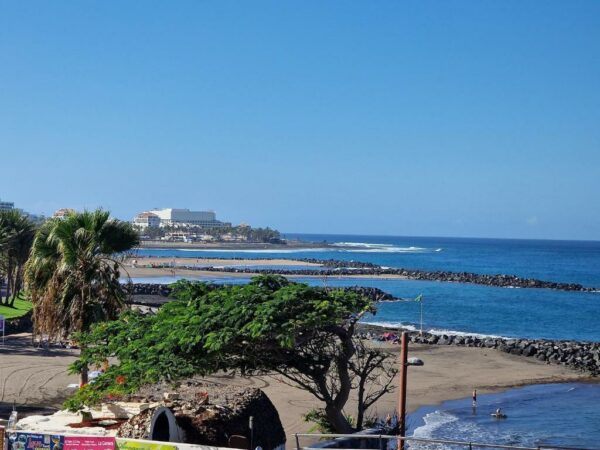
{"left": 67, "top": 275, "right": 397, "bottom": 433}
{"left": 24, "top": 209, "right": 139, "bottom": 383}
{"left": 0, "top": 210, "right": 36, "bottom": 306}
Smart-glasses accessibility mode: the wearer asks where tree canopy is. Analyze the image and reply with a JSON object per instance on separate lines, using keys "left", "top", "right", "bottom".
{"left": 0, "top": 209, "right": 36, "bottom": 306}
{"left": 67, "top": 275, "right": 397, "bottom": 432}
{"left": 25, "top": 209, "right": 139, "bottom": 341}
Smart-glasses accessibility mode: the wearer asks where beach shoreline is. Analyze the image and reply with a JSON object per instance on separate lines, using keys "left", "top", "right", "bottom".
{"left": 200, "top": 342, "right": 592, "bottom": 436}
{"left": 121, "top": 257, "right": 409, "bottom": 280}
{"left": 0, "top": 333, "right": 593, "bottom": 439}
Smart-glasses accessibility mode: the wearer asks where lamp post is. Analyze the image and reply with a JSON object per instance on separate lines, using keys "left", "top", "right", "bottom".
{"left": 397, "top": 331, "right": 424, "bottom": 450}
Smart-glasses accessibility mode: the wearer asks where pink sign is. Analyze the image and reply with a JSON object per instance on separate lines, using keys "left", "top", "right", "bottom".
{"left": 64, "top": 437, "right": 116, "bottom": 450}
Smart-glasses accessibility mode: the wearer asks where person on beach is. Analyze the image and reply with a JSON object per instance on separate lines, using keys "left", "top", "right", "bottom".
{"left": 472, "top": 389, "right": 477, "bottom": 406}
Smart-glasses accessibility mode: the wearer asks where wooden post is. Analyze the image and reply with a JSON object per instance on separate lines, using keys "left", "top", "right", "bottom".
{"left": 398, "top": 331, "right": 408, "bottom": 450}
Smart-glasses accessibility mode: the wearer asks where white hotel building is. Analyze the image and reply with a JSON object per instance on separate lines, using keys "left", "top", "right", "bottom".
{"left": 133, "top": 208, "right": 231, "bottom": 229}
{"left": 0, "top": 198, "right": 15, "bottom": 211}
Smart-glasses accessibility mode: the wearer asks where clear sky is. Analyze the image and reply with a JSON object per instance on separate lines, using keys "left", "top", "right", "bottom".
{"left": 1, "top": 1, "right": 599, "bottom": 240}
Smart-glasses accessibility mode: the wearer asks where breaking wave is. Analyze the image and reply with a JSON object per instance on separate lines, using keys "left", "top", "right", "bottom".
{"left": 360, "top": 321, "right": 508, "bottom": 339}
{"left": 332, "top": 242, "right": 441, "bottom": 253}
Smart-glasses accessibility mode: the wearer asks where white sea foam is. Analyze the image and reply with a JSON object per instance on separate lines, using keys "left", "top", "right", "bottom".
{"left": 144, "top": 243, "right": 441, "bottom": 254}
{"left": 331, "top": 242, "right": 395, "bottom": 248}
{"left": 362, "top": 321, "right": 419, "bottom": 331}
{"left": 344, "top": 247, "right": 428, "bottom": 253}
{"left": 411, "top": 409, "right": 539, "bottom": 448}
{"left": 331, "top": 242, "right": 438, "bottom": 253}
{"left": 175, "top": 248, "right": 325, "bottom": 253}
{"left": 410, "top": 411, "right": 458, "bottom": 448}
{"left": 361, "top": 321, "right": 508, "bottom": 339}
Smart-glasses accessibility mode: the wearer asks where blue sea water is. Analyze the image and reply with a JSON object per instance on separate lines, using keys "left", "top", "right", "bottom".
{"left": 407, "top": 383, "right": 600, "bottom": 449}
{"left": 134, "top": 234, "right": 600, "bottom": 341}
{"left": 138, "top": 234, "right": 600, "bottom": 286}
{"left": 132, "top": 235, "right": 600, "bottom": 447}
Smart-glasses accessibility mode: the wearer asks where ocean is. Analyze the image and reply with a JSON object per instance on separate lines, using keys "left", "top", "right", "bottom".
{"left": 134, "top": 234, "right": 600, "bottom": 341}
{"left": 132, "top": 234, "right": 600, "bottom": 447}
{"left": 407, "top": 383, "right": 600, "bottom": 449}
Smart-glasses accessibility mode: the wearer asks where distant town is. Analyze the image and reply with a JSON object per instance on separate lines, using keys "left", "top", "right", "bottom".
{"left": 131, "top": 208, "right": 283, "bottom": 244}
{"left": 0, "top": 197, "right": 283, "bottom": 245}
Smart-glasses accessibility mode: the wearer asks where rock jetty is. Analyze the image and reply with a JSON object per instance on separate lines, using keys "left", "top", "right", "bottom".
{"left": 135, "top": 256, "right": 599, "bottom": 292}
{"left": 359, "top": 325, "right": 600, "bottom": 376}
{"left": 199, "top": 265, "right": 598, "bottom": 292}
{"left": 127, "top": 283, "right": 397, "bottom": 304}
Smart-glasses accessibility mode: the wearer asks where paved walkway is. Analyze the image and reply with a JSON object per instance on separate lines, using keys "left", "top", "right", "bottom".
{"left": 0, "top": 334, "right": 78, "bottom": 419}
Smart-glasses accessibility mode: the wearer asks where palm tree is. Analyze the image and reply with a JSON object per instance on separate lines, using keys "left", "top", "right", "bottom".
{"left": 0, "top": 210, "right": 36, "bottom": 306}
{"left": 25, "top": 209, "right": 139, "bottom": 383}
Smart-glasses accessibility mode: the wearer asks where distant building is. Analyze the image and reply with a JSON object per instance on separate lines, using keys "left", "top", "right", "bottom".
{"left": 145, "top": 208, "right": 231, "bottom": 229}
{"left": 53, "top": 208, "right": 75, "bottom": 219}
{"left": 0, "top": 198, "right": 15, "bottom": 211}
{"left": 133, "top": 211, "right": 161, "bottom": 228}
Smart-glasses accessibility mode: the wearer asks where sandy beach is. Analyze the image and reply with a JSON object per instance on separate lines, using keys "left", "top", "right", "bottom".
{"left": 121, "top": 257, "right": 323, "bottom": 280}
{"left": 1, "top": 334, "right": 588, "bottom": 438}
{"left": 126, "top": 257, "right": 321, "bottom": 267}
{"left": 122, "top": 265, "right": 412, "bottom": 281}
{"left": 121, "top": 257, "right": 413, "bottom": 281}
{"left": 202, "top": 342, "right": 589, "bottom": 436}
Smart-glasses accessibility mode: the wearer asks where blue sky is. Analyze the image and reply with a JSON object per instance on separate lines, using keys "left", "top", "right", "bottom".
{"left": 1, "top": 1, "right": 599, "bottom": 240}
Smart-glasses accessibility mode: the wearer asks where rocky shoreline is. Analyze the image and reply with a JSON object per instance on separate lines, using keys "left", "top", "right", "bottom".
{"left": 359, "top": 324, "right": 600, "bottom": 376}
{"left": 127, "top": 282, "right": 397, "bottom": 304}
{"left": 132, "top": 256, "right": 599, "bottom": 292}
{"left": 201, "top": 265, "right": 599, "bottom": 292}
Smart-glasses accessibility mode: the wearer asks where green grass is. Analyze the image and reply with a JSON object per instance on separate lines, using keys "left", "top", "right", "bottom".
{"left": 0, "top": 295, "right": 33, "bottom": 320}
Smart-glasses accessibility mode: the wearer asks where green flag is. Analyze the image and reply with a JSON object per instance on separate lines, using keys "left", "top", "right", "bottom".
{"left": 414, "top": 294, "right": 423, "bottom": 303}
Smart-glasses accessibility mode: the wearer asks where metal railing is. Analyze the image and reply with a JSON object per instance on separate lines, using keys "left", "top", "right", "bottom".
{"left": 294, "top": 433, "right": 596, "bottom": 450}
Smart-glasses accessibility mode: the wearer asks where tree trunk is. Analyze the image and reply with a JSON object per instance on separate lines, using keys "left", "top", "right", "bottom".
{"left": 325, "top": 403, "right": 354, "bottom": 433}
{"left": 9, "top": 269, "right": 22, "bottom": 307}
{"left": 80, "top": 363, "right": 89, "bottom": 386}
{"left": 5, "top": 261, "right": 12, "bottom": 305}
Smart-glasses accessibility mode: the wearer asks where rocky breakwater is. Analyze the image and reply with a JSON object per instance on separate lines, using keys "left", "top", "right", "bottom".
{"left": 199, "top": 265, "right": 599, "bottom": 292}
{"left": 127, "top": 283, "right": 397, "bottom": 304}
{"left": 126, "top": 283, "right": 173, "bottom": 297}
{"left": 298, "top": 258, "right": 379, "bottom": 268}
{"left": 405, "top": 331, "right": 600, "bottom": 376}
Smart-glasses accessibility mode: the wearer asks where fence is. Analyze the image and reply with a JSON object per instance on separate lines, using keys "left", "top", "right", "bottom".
{"left": 0, "top": 428, "right": 242, "bottom": 450}
{"left": 293, "top": 433, "right": 597, "bottom": 450}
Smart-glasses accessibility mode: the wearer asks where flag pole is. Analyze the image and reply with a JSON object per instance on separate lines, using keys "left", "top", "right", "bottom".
{"left": 420, "top": 295, "right": 423, "bottom": 335}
